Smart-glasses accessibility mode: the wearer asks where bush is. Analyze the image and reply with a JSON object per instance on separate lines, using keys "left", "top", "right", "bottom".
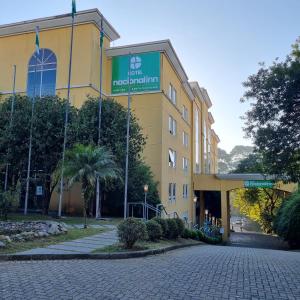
{"left": 152, "top": 217, "right": 168, "bottom": 238}
{"left": 190, "top": 230, "right": 198, "bottom": 240}
{"left": 182, "top": 228, "right": 191, "bottom": 239}
{"left": 274, "top": 192, "right": 300, "bottom": 248}
{"left": 174, "top": 218, "right": 185, "bottom": 237}
{"left": 166, "top": 219, "right": 179, "bottom": 239}
{"left": 197, "top": 230, "right": 222, "bottom": 244}
{"left": 117, "top": 218, "right": 147, "bottom": 249}
{"left": 146, "top": 220, "right": 162, "bottom": 241}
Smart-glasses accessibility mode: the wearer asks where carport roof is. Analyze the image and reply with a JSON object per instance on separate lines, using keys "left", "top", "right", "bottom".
{"left": 216, "top": 173, "right": 276, "bottom": 181}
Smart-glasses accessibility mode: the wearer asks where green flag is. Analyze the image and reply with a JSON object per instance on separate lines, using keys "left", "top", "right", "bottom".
{"left": 72, "top": 0, "right": 76, "bottom": 18}
{"left": 35, "top": 26, "right": 40, "bottom": 55}
{"left": 100, "top": 28, "right": 104, "bottom": 48}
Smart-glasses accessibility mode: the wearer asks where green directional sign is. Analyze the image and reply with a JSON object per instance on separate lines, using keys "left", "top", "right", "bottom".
{"left": 111, "top": 52, "right": 160, "bottom": 94}
{"left": 244, "top": 180, "right": 274, "bottom": 188}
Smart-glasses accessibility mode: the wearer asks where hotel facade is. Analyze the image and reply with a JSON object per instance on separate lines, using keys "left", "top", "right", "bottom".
{"left": 1, "top": 8, "right": 271, "bottom": 241}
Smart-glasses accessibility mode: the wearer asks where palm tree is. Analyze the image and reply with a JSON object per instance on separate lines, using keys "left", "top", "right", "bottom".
{"left": 63, "top": 144, "right": 120, "bottom": 228}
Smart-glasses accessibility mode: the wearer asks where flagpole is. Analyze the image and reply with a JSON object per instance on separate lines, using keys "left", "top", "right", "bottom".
{"left": 95, "top": 19, "right": 104, "bottom": 220}
{"left": 58, "top": 6, "right": 76, "bottom": 217}
{"left": 24, "top": 34, "right": 39, "bottom": 215}
{"left": 123, "top": 53, "right": 132, "bottom": 219}
{"left": 4, "top": 65, "right": 17, "bottom": 192}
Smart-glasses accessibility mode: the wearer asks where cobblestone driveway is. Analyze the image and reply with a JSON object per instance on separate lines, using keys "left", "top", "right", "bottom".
{"left": 1, "top": 245, "right": 300, "bottom": 300}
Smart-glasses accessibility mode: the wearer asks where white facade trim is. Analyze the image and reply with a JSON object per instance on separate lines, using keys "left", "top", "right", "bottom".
{"left": 0, "top": 9, "right": 120, "bottom": 41}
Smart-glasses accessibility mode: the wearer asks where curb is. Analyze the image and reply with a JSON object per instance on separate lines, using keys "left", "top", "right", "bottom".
{"left": 0, "top": 242, "right": 203, "bottom": 261}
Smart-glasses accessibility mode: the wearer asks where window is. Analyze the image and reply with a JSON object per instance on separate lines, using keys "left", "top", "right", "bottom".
{"left": 168, "top": 116, "right": 177, "bottom": 136}
{"left": 183, "top": 131, "right": 188, "bottom": 147}
{"left": 168, "top": 183, "right": 176, "bottom": 202}
{"left": 168, "top": 149, "right": 176, "bottom": 168}
{"left": 182, "top": 157, "right": 188, "bottom": 172}
{"left": 182, "top": 184, "right": 188, "bottom": 199}
{"left": 168, "top": 83, "right": 177, "bottom": 105}
{"left": 27, "top": 49, "right": 57, "bottom": 98}
{"left": 195, "top": 108, "right": 200, "bottom": 173}
{"left": 203, "top": 120, "right": 207, "bottom": 155}
{"left": 182, "top": 105, "right": 188, "bottom": 121}
{"left": 168, "top": 84, "right": 172, "bottom": 99}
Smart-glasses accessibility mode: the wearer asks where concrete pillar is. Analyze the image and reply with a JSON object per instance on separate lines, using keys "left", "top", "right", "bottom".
{"left": 227, "top": 191, "right": 231, "bottom": 236}
{"left": 199, "top": 191, "right": 205, "bottom": 226}
{"left": 221, "top": 190, "right": 229, "bottom": 242}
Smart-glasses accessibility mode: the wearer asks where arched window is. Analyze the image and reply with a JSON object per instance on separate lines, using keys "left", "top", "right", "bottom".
{"left": 27, "top": 49, "right": 57, "bottom": 98}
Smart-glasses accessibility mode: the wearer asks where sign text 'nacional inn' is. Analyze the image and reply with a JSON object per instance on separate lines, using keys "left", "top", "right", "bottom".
{"left": 111, "top": 52, "right": 160, "bottom": 94}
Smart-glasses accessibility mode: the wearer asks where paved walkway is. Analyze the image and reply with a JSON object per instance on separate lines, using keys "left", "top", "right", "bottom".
{"left": 228, "top": 232, "right": 289, "bottom": 250}
{"left": 1, "top": 245, "right": 300, "bottom": 299}
{"left": 17, "top": 227, "right": 118, "bottom": 255}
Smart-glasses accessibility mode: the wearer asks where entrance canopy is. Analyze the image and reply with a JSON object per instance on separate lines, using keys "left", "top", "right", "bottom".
{"left": 193, "top": 173, "right": 298, "bottom": 241}
{"left": 194, "top": 173, "right": 297, "bottom": 194}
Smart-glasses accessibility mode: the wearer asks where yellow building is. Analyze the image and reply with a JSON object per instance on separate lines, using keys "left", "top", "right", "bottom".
{"left": 3, "top": 9, "right": 295, "bottom": 241}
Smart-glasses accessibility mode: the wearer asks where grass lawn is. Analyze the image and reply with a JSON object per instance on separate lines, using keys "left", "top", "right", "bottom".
{"left": 0, "top": 227, "right": 107, "bottom": 255}
{"left": 4, "top": 213, "right": 122, "bottom": 226}
{"left": 93, "top": 238, "right": 200, "bottom": 253}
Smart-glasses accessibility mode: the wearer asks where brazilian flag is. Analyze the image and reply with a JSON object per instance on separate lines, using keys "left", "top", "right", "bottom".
{"left": 72, "top": 0, "right": 76, "bottom": 19}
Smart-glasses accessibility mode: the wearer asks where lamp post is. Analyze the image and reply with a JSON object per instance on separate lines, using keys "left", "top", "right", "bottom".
{"left": 193, "top": 196, "right": 197, "bottom": 228}
{"left": 144, "top": 184, "right": 148, "bottom": 220}
{"left": 205, "top": 209, "right": 209, "bottom": 223}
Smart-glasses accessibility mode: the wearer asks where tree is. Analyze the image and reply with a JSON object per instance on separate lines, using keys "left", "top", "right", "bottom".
{"left": 76, "top": 97, "right": 160, "bottom": 216}
{"left": 232, "top": 188, "right": 283, "bottom": 233}
{"left": 233, "top": 153, "right": 265, "bottom": 174}
{"left": 63, "top": 144, "right": 120, "bottom": 228}
{"left": 241, "top": 39, "right": 300, "bottom": 182}
{"left": 0, "top": 95, "right": 78, "bottom": 214}
{"left": 273, "top": 191, "right": 300, "bottom": 248}
{"left": 232, "top": 153, "right": 283, "bottom": 233}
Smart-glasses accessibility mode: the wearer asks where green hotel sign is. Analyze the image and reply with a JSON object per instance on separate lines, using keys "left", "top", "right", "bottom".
{"left": 244, "top": 180, "right": 274, "bottom": 189}
{"left": 111, "top": 52, "right": 160, "bottom": 94}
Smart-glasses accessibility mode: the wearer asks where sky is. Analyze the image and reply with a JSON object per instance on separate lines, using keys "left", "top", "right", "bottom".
{"left": 1, "top": 0, "right": 300, "bottom": 152}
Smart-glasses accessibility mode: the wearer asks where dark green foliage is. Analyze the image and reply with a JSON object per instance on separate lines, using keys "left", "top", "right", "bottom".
{"left": 190, "top": 230, "right": 198, "bottom": 240}
{"left": 0, "top": 184, "right": 20, "bottom": 220}
{"left": 76, "top": 98, "right": 160, "bottom": 215}
{"left": 166, "top": 218, "right": 179, "bottom": 239}
{"left": 233, "top": 153, "right": 265, "bottom": 174}
{"left": 146, "top": 219, "right": 162, "bottom": 241}
{"left": 241, "top": 40, "right": 300, "bottom": 182}
{"left": 197, "top": 230, "right": 222, "bottom": 244}
{"left": 182, "top": 228, "right": 198, "bottom": 239}
{"left": 174, "top": 218, "right": 185, "bottom": 237}
{"left": 152, "top": 217, "right": 168, "bottom": 238}
{"left": 182, "top": 228, "right": 191, "bottom": 239}
{"left": 0, "top": 95, "right": 160, "bottom": 216}
{"left": 0, "top": 95, "right": 78, "bottom": 214}
{"left": 63, "top": 144, "right": 120, "bottom": 228}
{"left": 117, "top": 218, "right": 148, "bottom": 248}
{"left": 182, "top": 228, "right": 199, "bottom": 240}
{"left": 274, "top": 192, "right": 300, "bottom": 248}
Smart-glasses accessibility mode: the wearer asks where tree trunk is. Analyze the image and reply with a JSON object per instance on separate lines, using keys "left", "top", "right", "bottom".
{"left": 82, "top": 191, "right": 87, "bottom": 229}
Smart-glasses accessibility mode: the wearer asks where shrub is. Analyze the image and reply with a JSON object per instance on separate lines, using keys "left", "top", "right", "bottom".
{"left": 117, "top": 218, "right": 147, "bottom": 249}
{"left": 190, "top": 230, "right": 198, "bottom": 240}
{"left": 174, "top": 218, "right": 185, "bottom": 237}
{"left": 197, "top": 229, "right": 222, "bottom": 244}
{"left": 166, "top": 219, "right": 179, "bottom": 239}
{"left": 274, "top": 192, "right": 300, "bottom": 248}
{"left": 152, "top": 217, "right": 168, "bottom": 238}
{"left": 182, "top": 228, "right": 191, "bottom": 239}
{"left": 146, "top": 220, "right": 162, "bottom": 241}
